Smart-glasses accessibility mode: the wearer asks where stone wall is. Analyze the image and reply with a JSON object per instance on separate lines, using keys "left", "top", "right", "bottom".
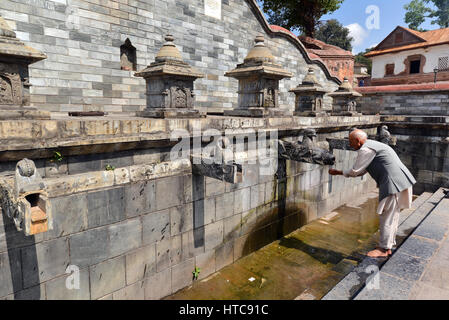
{"left": 356, "top": 85, "right": 449, "bottom": 116}
{"left": 0, "top": 0, "right": 340, "bottom": 113}
{"left": 0, "top": 117, "right": 379, "bottom": 300}
{"left": 382, "top": 116, "right": 449, "bottom": 194}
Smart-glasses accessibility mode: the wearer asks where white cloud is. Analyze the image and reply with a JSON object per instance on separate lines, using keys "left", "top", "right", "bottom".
{"left": 345, "top": 23, "right": 369, "bottom": 48}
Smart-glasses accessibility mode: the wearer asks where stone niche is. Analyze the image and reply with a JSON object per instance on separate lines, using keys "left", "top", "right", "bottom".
{"left": 328, "top": 78, "right": 362, "bottom": 116}
{"left": 224, "top": 35, "right": 293, "bottom": 118}
{"left": 135, "top": 34, "right": 205, "bottom": 118}
{"left": 0, "top": 15, "right": 48, "bottom": 119}
{"left": 290, "top": 68, "right": 328, "bottom": 117}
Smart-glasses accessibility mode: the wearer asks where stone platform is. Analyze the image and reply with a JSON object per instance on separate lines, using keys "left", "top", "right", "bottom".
{"left": 324, "top": 188, "right": 449, "bottom": 300}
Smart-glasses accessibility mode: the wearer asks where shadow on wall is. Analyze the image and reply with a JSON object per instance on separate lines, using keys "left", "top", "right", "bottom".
{"left": 192, "top": 175, "right": 205, "bottom": 249}
{"left": 1, "top": 210, "right": 40, "bottom": 300}
{"left": 240, "top": 158, "right": 308, "bottom": 258}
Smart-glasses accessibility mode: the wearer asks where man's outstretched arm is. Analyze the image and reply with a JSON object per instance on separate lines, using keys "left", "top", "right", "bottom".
{"left": 329, "top": 147, "right": 375, "bottom": 177}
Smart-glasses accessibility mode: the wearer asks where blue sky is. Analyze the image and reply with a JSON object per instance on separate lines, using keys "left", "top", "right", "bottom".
{"left": 321, "top": 0, "right": 436, "bottom": 53}
{"left": 258, "top": 0, "right": 438, "bottom": 54}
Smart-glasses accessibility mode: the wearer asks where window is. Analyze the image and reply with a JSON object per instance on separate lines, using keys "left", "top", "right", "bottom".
{"left": 120, "top": 38, "right": 137, "bottom": 71}
{"left": 385, "top": 64, "right": 395, "bottom": 76}
{"left": 439, "top": 57, "right": 448, "bottom": 70}
{"left": 410, "top": 60, "right": 421, "bottom": 74}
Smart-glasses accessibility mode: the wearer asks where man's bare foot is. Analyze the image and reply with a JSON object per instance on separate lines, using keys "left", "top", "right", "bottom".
{"left": 367, "top": 248, "right": 392, "bottom": 258}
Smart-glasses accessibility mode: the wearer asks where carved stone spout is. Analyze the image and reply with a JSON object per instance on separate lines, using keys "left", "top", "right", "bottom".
{"left": 278, "top": 129, "right": 336, "bottom": 166}
{"left": 0, "top": 158, "right": 52, "bottom": 236}
{"left": 191, "top": 137, "right": 243, "bottom": 184}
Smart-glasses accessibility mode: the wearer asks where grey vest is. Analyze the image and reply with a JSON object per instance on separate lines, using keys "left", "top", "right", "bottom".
{"left": 364, "top": 139, "right": 416, "bottom": 202}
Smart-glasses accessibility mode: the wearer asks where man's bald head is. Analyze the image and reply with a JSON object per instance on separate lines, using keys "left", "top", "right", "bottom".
{"left": 349, "top": 129, "right": 367, "bottom": 150}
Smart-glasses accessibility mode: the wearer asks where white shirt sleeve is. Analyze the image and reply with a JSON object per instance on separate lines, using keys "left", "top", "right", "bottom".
{"left": 343, "top": 146, "right": 376, "bottom": 178}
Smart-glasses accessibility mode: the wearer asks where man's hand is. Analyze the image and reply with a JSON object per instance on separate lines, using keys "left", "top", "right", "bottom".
{"left": 329, "top": 169, "right": 343, "bottom": 176}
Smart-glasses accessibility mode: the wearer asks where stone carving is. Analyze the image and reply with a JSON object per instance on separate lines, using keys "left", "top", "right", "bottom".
{"left": 0, "top": 158, "right": 52, "bottom": 236}
{"left": 290, "top": 68, "right": 328, "bottom": 117}
{"left": 224, "top": 35, "right": 293, "bottom": 118}
{"left": 0, "top": 15, "right": 47, "bottom": 119}
{"left": 328, "top": 78, "right": 362, "bottom": 116}
{"left": 278, "top": 129, "right": 336, "bottom": 166}
{"left": 373, "top": 125, "right": 397, "bottom": 146}
{"left": 191, "top": 137, "right": 243, "bottom": 184}
{"left": 135, "top": 35, "right": 205, "bottom": 118}
{"left": 0, "top": 63, "right": 22, "bottom": 105}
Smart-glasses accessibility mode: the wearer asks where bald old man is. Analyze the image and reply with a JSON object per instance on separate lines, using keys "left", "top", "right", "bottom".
{"left": 329, "top": 129, "right": 417, "bottom": 258}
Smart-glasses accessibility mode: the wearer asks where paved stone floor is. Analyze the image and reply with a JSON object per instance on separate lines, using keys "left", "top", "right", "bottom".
{"left": 165, "top": 191, "right": 381, "bottom": 300}
{"left": 355, "top": 196, "right": 449, "bottom": 300}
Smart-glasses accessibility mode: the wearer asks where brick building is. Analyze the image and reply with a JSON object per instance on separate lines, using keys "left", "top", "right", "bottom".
{"left": 299, "top": 36, "right": 355, "bottom": 84}
{"left": 366, "top": 26, "right": 449, "bottom": 86}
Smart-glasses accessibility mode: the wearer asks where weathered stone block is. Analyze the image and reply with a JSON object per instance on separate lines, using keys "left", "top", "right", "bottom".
{"left": 170, "top": 233, "right": 182, "bottom": 266}
{"left": 69, "top": 226, "right": 109, "bottom": 268}
{"left": 22, "top": 237, "right": 69, "bottom": 288}
{"left": 215, "top": 241, "right": 234, "bottom": 271}
{"left": 112, "top": 281, "right": 145, "bottom": 300}
{"left": 155, "top": 176, "right": 185, "bottom": 211}
{"left": 142, "top": 209, "right": 170, "bottom": 245}
{"left": 125, "top": 244, "right": 156, "bottom": 285}
{"left": 194, "top": 250, "right": 215, "bottom": 280}
{"left": 171, "top": 258, "right": 195, "bottom": 293}
{"left": 204, "top": 221, "right": 224, "bottom": 251}
{"left": 156, "top": 238, "right": 171, "bottom": 272}
{"left": 0, "top": 250, "right": 22, "bottom": 297}
{"left": 125, "top": 180, "right": 156, "bottom": 218}
{"left": 144, "top": 268, "right": 172, "bottom": 300}
{"left": 87, "top": 187, "right": 125, "bottom": 228}
{"left": 45, "top": 267, "right": 90, "bottom": 300}
{"left": 215, "top": 192, "right": 234, "bottom": 220}
{"left": 170, "top": 203, "right": 194, "bottom": 236}
{"left": 46, "top": 193, "right": 88, "bottom": 239}
{"left": 234, "top": 188, "right": 251, "bottom": 215}
{"left": 109, "top": 218, "right": 142, "bottom": 257}
{"left": 90, "top": 256, "right": 126, "bottom": 300}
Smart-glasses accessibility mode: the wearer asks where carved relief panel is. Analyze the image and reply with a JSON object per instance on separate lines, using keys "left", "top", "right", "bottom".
{"left": 0, "top": 63, "right": 22, "bottom": 105}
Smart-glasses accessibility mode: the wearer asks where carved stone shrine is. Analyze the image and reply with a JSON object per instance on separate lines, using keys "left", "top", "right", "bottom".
{"left": 328, "top": 78, "right": 362, "bottom": 116}
{"left": 135, "top": 34, "right": 205, "bottom": 118}
{"left": 289, "top": 68, "right": 328, "bottom": 117}
{"left": 0, "top": 15, "right": 48, "bottom": 120}
{"left": 224, "top": 35, "right": 293, "bottom": 118}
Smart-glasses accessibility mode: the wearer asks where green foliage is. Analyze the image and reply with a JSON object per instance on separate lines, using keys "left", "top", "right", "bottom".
{"left": 52, "top": 151, "right": 63, "bottom": 162}
{"left": 404, "top": 0, "right": 449, "bottom": 30}
{"left": 105, "top": 164, "right": 116, "bottom": 171}
{"left": 192, "top": 267, "right": 201, "bottom": 280}
{"left": 260, "top": 0, "right": 344, "bottom": 37}
{"left": 355, "top": 47, "right": 375, "bottom": 75}
{"left": 314, "top": 19, "right": 353, "bottom": 51}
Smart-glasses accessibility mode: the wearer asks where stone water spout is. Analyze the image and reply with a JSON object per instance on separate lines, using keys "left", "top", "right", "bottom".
{"left": 0, "top": 158, "right": 52, "bottom": 236}
{"left": 191, "top": 136, "right": 243, "bottom": 184}
{"left": 278, "top": 129, "right": 336, "bottom": 166}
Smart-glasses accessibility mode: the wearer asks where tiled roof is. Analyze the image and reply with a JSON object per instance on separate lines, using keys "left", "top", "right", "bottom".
{"left": 299, "top": 36, "right": 353, "bottom": 57}
{"left": 366, "top": 26, "right": 449, "bottom": 57}
{"left": 356, "top": 81, "right": 449, "bottom": 93}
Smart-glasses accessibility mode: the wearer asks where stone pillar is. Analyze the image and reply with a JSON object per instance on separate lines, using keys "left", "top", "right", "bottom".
{"left": 224, "top": 35, "right": 292, "bottom": 118}
{"left": 135, "top": 35, "right": 205, "bottom": 118}
{"left": 328, "top": 78, "right": 362, "bottom": 116}
{"left": 0, "top": 15, "right": 48, "bottom": 120}
{"left": 289, "top": 68, "right": 328, "bottom": 117}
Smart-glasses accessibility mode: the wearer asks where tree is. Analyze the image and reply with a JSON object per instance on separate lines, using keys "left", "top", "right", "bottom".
{"left": 356, "top": 47, "right": 374, "bottom": 74}
{"left": 404, "top": 0, "right": 449, "bottom": 31}
{"left": 260, "top": 0, "right": 344, "bottom": 37}
{"left": 314, "top": 19, "right": 353, "bottom": 51}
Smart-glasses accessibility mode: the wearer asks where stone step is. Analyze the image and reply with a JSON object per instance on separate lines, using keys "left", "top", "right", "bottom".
{"left": 322, "top": 189, "right": 446, "bottom": 300}
{"left": 354, "top": 189, "right": 449, "bottom": 300}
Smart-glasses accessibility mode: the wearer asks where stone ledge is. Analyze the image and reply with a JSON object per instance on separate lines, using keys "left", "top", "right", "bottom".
{"left": 0, "top": 114, "right": 381, "bottom": 154}
{"left": 0, "top": 159, "right": 192, "bottom": 199}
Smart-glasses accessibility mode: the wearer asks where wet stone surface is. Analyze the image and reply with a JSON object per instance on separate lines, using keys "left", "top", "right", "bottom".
{"left": 165, "top": 192, "right": 380, "bottom": 300}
